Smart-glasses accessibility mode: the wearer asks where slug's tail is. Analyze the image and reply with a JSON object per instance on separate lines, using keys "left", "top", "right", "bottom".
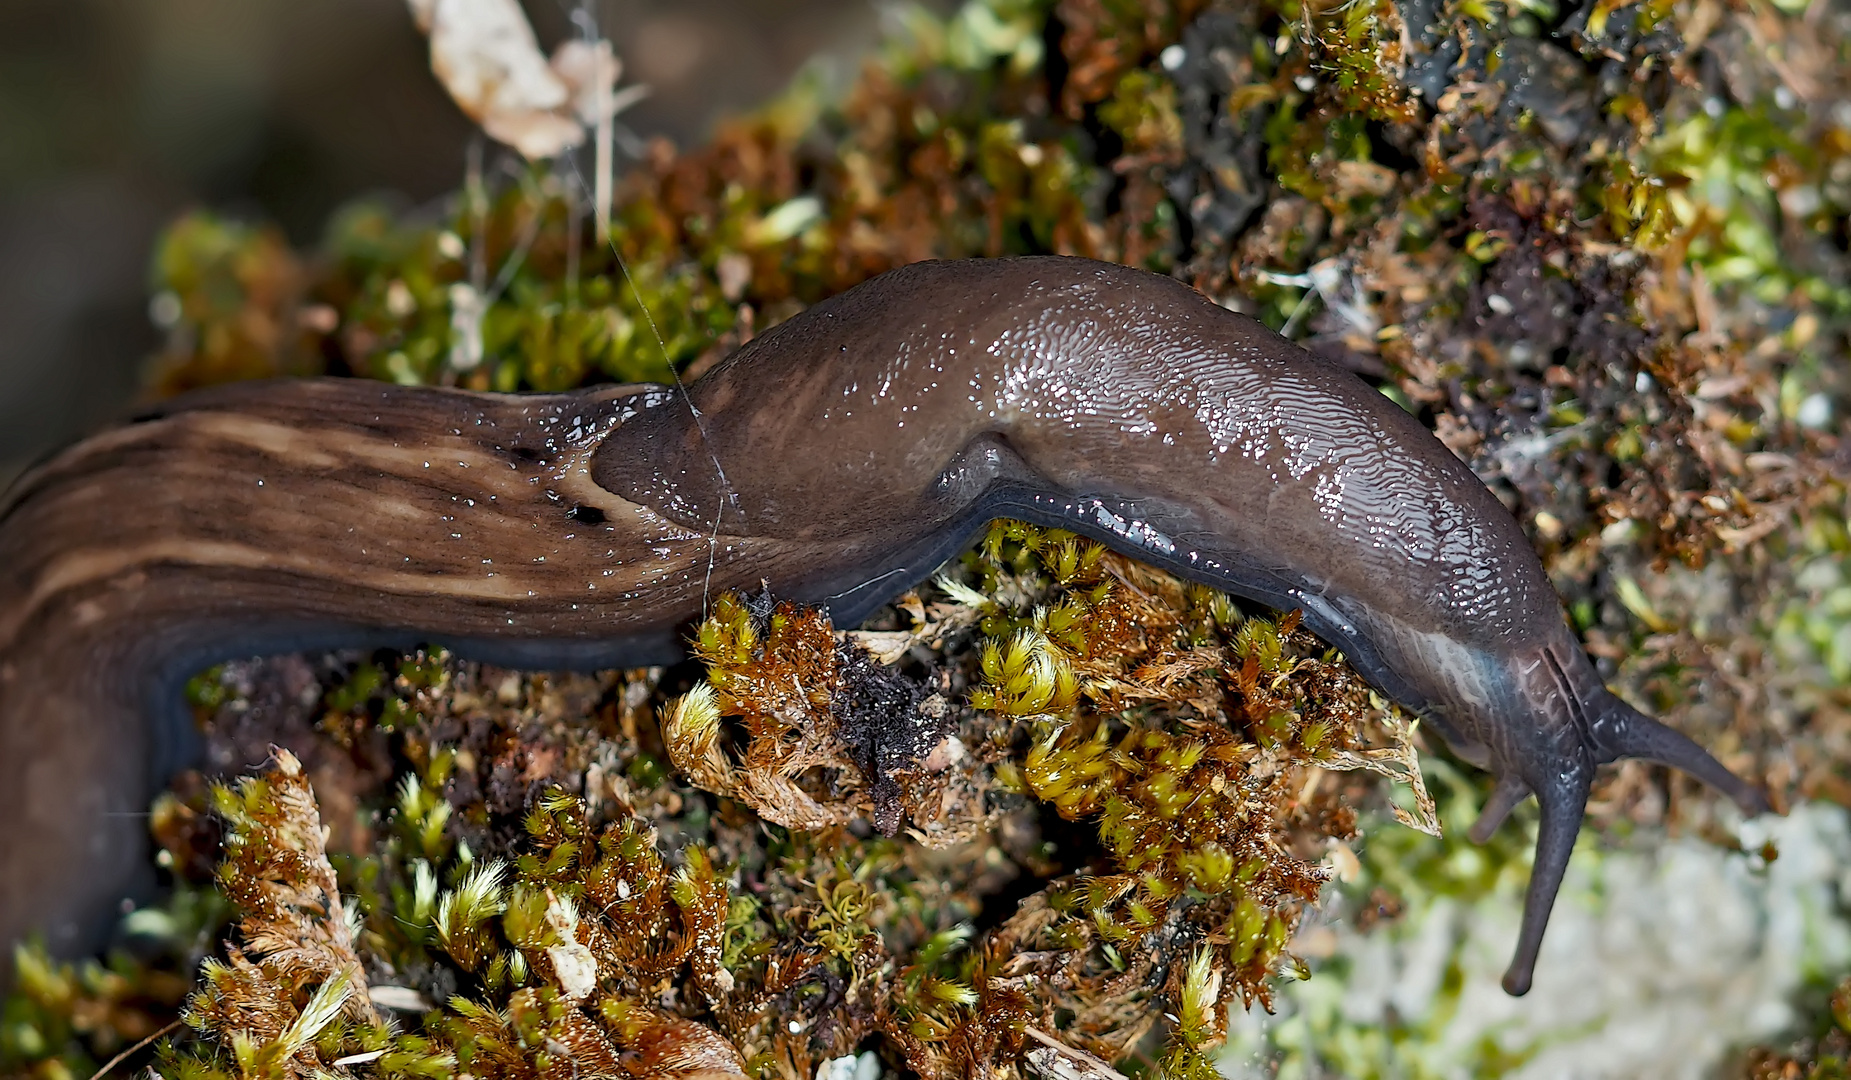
{"left": 1591, "top": 691, "right": 1770, "bottom": 818}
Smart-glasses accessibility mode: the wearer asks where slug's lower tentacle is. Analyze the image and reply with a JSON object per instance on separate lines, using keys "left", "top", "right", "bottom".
{"left": 0, "top": 256, "right": 1766, "bottom": 996}
{"left": 1469, "top": 774, "right": 1532, "bottom": 845}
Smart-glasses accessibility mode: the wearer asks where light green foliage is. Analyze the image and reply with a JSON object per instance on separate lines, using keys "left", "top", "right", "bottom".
{"left": 1219, "top": 768, "right": 1542, "bottom": 1080}
{"left": 1776, "top": 491, "right": 1851, "bottom": 687}
{"left": 964, "top": 520, "right": 1386, "bottom": 1017}
{"left": 327, "top": 186, "right": 732, "bottom": 391}
{"left": 881, "top": 0, "right": 1049, "bottom": 77}
{"left": 1645, "top": 104, "right": 1850, "bottom": 309}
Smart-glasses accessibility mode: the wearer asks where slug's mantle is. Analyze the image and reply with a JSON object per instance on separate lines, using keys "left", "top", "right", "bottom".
{"left": 0, "top": 256, "right": 1766, "bottom": 997}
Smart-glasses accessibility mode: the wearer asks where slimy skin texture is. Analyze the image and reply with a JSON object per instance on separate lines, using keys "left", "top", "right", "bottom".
{"left": 0, "top": 256, "right": 1766, "bottom": 996}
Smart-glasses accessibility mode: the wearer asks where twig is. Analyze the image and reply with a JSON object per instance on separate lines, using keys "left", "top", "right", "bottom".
{"left": 1020, "top": 1025, "right": 1132, "bottom": 1080}
{"left": 594, "top": 38, "right": 614, "bottom": 243}
{"left": 85, "top": 1018, "right": 184, "bottom": 1080}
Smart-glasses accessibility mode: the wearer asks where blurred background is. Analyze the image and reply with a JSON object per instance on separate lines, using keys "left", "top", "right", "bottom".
{"left": 0, "top": 0, "right": 914, "bottom": 480}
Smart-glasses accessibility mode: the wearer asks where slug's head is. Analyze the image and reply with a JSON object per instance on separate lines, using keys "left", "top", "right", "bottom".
{"left": 1464, "top": 643, "right": 1769, "bottom": 996}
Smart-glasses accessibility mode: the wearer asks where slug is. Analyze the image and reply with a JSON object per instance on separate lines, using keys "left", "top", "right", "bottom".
{"left": 0, "top": 256, "right": 1766, "bottom": 997}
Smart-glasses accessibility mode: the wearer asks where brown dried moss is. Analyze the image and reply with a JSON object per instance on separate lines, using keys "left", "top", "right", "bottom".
{"left": 125, "top": 515, "right": 1425, "bottom": 1080}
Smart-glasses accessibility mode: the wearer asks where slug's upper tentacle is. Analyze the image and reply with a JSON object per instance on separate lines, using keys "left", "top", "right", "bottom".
{"left": 0, "top": 256, "right": 1765, "bottom": 997}
{"left": 1591, "top": 691, "right": 1772, "bottom": 816}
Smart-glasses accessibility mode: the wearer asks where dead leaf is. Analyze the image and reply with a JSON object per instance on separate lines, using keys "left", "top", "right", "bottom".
{"left": 407, "top": 0, "right": 637, "bottom": 160}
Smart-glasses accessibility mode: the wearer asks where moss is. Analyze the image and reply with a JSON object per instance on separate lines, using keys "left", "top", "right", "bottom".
{"left": 663, "top": 520, "right": 1430, "bottom": 1054}
{"left": 1773, "top": 485, "right": 1851, "bottom": 701}
{"left": 0, "top": 940, "right": 196, "bottom": 1080}
{"left": 147, "top": 214, "right": 313, "bottom": 394}
{"left": 1641, "top": 101, "right": 1851, "bottom": 310}
{"left": 16, "top": 511, "right": 1428, "bottom": 1080}
{"left": 1745, "top": 975, "right": 1851, "bottom": 1078}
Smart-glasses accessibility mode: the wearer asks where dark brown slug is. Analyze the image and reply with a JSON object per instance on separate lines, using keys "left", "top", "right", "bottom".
{"left": 0, "top": 256, "right": 1766, "bottom": 996}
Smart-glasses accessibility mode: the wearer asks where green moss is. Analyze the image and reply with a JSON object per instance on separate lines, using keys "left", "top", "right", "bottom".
{"left": 1646, "top": 102, "right": 1849, "bottom": 310}
{"left": 1775, "top": 488, "right": 1851, "bottom": 687}
{"left": 143, "top": 0, "right": 1122, "bottom": 399}
{"left": 956, "top": 521, "right": 1420, "bottom": 1006}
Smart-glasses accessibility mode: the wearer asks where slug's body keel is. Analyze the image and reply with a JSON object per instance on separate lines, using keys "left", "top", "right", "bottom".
{"left": 0, "top": 257, "right": 1765, "bottom": 997}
